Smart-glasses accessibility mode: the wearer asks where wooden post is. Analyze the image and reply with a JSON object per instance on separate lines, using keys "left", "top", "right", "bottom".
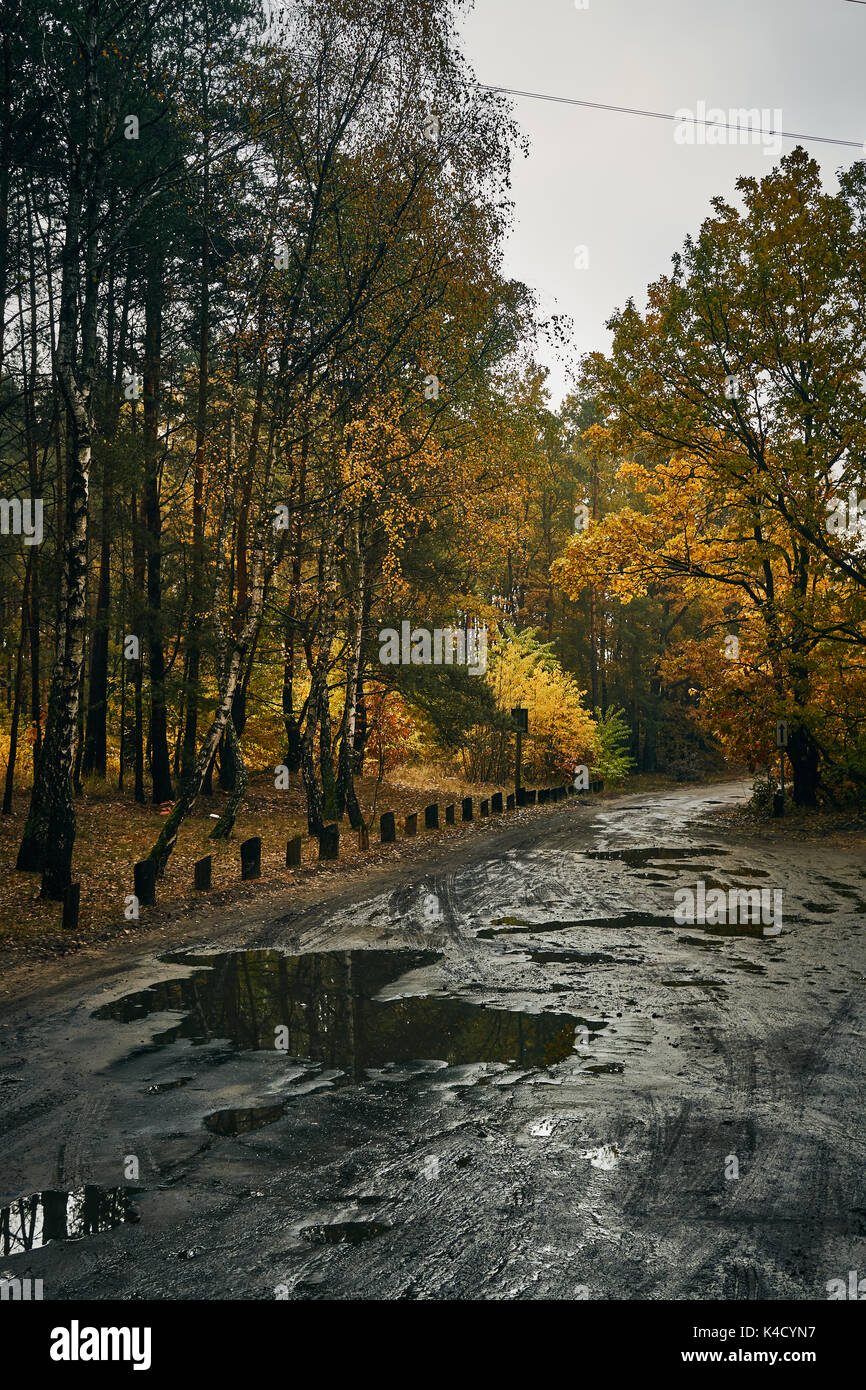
{"left": 506, "top": 793, "right": 515, "bottom": 811}
{"left": 134, "top": 859, "right": 156, "bottom": 906}
{"left": 358, "top": 825, "right": 369, "bottom": 851}
{"left": 461, "top": 796, "right": 473, "bottom": 821}
{"left": 241, "top": 836, "right": 262, "bottom": 879}
{"left": 286, "top": 835, "right": 302, "bottom": 867}
{"left": 380, "top": 812, "right": 396, "bottom": 843}
{"left": 404, "top": 812, "right": 418, "bottom": 837}
{"left": 480, "top": 798, "right": 489, "bottom": 817}
{"left": 318, "top": 824, "right": 339, "bottom": 860}
{"left": 445, "top": 803, "right": 455, "bottom": 825}
{"left": 62, "top": 882, "right": 80, "bottom": 931}
{"left": 194, "top": 855, "right": 212, "bottom": 891}
{"left": 491, "top": 791, "right": 503, "bottom": 814}
{"left": 424, "top": 803, "right": 439, "bottom": 830}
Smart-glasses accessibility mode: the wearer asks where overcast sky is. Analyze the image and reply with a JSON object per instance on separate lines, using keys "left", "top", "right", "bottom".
{"left": 458, "top": 0, "right": 866, "bottom": 404}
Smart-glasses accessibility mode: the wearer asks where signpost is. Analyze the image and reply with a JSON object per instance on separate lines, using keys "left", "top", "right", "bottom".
{"left": 511, "top": 706, "right": 528, "bottom": 801}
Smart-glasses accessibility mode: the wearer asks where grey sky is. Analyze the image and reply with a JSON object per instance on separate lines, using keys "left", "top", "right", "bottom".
{"left": 459, "top": 0, "right": 866, "bottom": 404}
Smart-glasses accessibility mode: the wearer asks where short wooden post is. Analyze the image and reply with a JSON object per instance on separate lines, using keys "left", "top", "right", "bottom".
{"left": 506, "top": 792, "right": 515, "bottom": 811}
{"left": 491, "top": 791, "right": 503, "bottom": 814}
{"left": 318, "top": 824, "right": 339, "bottom": 860}
{"left": 241, "top": 836, "right": 262, "bottom": 879}
{"left": 194, "top": 855, "right": 212, "bottom": 891}
{"left": 404, "top": 812, "right": 418, "bottom": 838}
{"left": 358, "top": 825, "right": 369, "bottom": 850}
{"left": 62, "top": 882, "right": 80, "bottom": 931}
{"left": 480, "top": 798, "right": 489, "bottom": 817}
{"left": 286, "top": 835, "right": 302, "bottom": 867}
{"left": 462, "top": 796, "right": 473, "bottom": 821}
{"left": 134, "top": 859, "right": 156, "bottom": 906}
{"left": 424, "top": 803, "right": 439, "bottom": 830}
{"left": 445, "top": 803, "right": 455, "bottom": 825}
{"left": 380, "top": 812, "right": 396, "bottom": 843}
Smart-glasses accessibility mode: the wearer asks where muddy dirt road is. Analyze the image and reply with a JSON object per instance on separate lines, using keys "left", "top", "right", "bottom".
{"left": 2, "top": 781, "right": 865, "bottom": 1301}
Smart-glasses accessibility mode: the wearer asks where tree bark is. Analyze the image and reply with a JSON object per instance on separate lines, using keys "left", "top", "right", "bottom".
{"left": 142, "top": 245, "right": 173, "bottom": 803}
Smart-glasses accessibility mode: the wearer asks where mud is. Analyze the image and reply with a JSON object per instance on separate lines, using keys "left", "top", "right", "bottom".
{"left": 1, "top": 780, "right": 864, "bottom": 1300}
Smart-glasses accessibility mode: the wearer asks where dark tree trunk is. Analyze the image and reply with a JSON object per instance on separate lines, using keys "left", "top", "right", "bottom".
{"left": 17, "top": 24, "right": 101, "bottom": 894}
{"left": 81, "top": 454, "right": 111, "bottom": 776}
{"left": 142, "top": 246, "right": 172, "bottom": 804}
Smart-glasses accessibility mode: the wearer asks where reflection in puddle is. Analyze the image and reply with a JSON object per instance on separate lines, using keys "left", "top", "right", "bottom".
{"left": 204, "top": 1104, "right": 286, "bottom": 1135}
{"left": 95, "top": 948, "right": 591, "bottom": 1082}
{"left": 0, "top": 1187, "right": 140, "bottom": 1254}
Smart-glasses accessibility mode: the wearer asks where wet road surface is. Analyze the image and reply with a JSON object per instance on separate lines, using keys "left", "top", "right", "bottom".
{"left": 2, "top": 781, "right": 865, "bottom": 1300}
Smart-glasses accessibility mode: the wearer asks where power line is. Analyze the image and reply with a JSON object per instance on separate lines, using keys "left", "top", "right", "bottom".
{"left": 478, "top": 85, "right": 864, "bottom": 153}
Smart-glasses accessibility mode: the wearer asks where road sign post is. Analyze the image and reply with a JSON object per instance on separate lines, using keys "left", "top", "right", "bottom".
{"left": 511, "top": 706, "right": 528, "bottom": 801}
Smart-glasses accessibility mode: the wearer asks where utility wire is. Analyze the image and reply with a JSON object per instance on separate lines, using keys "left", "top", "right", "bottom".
{"left": 477, "top": 84, "right": 864, "bottom": 152}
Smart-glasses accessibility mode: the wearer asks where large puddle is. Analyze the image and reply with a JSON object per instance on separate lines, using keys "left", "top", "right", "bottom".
{"left": 94, "top": 948, "right": 596, "bottom": 1081}
{"left": 0, "top": 1187, "right": 140, "bottom": 1255}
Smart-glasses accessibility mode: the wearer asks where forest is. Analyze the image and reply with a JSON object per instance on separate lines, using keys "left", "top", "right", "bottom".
{"left": 1, "top": 0, "right": 864, "bottom": 928}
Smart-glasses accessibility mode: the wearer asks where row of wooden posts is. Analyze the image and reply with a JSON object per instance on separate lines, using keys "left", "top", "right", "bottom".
{"left": 60, "top": 780, "right": 589, "bottom": 931}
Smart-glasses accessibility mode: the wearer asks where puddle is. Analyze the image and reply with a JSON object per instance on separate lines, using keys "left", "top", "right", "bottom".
{"left": 0, "top": 1187, "right": 140, "bottom": 1255}
{"left": 579, "top": 1143, "right": 620, "bottom": 1170}
{"left": 145, "top": 1076, "right": 193, "bottom": 1094}
{"left": 95, "top": 947, "right": 593, "bottom": 1082}
{"left": 701, "top": 920, "right": 782, "bottom": 939}
{"left": 528, "top": 949, "right": 625, "bottom": 965}
{"left": 530, "top": 1117, "right": 559, "bottom": 1138}
{"left": 661, "top": 977, "right": 727, "bottom": 996}
{"left": 586, "top": 846, "right": 730, "bottom": 867}
{"left": 478, "top": 912, "right": 665, "bottom": 939}
{"left": 204, "top": 1104, "right": 286, "bottom": 1135}
{"left": 300, "top": 1221, "right": 388, "bottom": 1245}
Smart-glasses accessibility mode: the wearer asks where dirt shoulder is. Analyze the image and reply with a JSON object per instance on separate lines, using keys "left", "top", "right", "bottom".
{"left": 0, "top": 781, "right": 603, "bottom": 1007}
